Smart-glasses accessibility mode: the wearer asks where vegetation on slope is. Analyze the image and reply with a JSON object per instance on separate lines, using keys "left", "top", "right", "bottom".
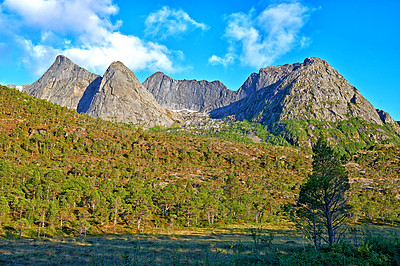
{"left": 0, "top": 85, "right": 398, "bottom": 240}
{"left": 272, "top": 118, "right": 400, "bottom": 151}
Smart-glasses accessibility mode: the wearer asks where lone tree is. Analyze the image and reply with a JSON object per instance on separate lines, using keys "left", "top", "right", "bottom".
{"left": 296, "top": 136, "right": 350, "bottom": 249}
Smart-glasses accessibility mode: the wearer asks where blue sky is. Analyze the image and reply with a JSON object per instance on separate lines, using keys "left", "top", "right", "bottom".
{"left": 0, "top": 0, "right": 399, "bottom": 120}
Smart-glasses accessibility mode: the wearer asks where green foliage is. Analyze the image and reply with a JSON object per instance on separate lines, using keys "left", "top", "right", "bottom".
{"left": 0, "top": 85, "right": 398, "bottom": 238}
{"left": 270, "top": 117, "right": 400, "bottom": 151}
{"left": 295, "top": 136, "right": 350, "bottom": 248}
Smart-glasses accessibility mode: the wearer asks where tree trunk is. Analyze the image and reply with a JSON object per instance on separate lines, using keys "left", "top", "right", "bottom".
{"left": 325, "top": 210, "right": 334, "bottom": 247}
{"left": 113, "top": 211, "right": 117, "bottom": 234}
{"left": 41, "top": 211, "right": 46, "bottom": 228}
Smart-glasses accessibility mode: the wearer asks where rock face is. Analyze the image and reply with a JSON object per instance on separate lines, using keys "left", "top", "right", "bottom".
{"left": 143, "top": 72, "right": 244, "bottom": 112}
{"left": 25, "top": 55, "right": 101, "bottom": 111}
{"left": 377, "top": 109, "right": 400, "bottom": 135}
{"left": 211, "top": 58, "right": 384, "bottom": 126}
{"left": 10, "top": 55, "right": 399, "bottom": 136}
{"left": 22, "top": 55, "right": 176, "bottom": 127}
{"left": 86, "top": 62, "right": 175, "bottom": 127}
{"left": 6, "top": 84, "right": 30, "bottom": 91}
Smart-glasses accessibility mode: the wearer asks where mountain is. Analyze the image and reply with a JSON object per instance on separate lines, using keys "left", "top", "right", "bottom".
{"left": 211, "top": 57, "right": 384, "bottom": 126}
{"left": 377, "top": 109, "right": 400, "bottom": 135}
{"left": 143, "top": 72, "right": 244, "bottom": 112}
{"left": 25, "top": 55, "right": 101, "bottom": 111}
{"left": 1, "top": 81, "right": 400, "bottom": 264}
{"left": 23, "top": 55, "right": 176, "bottom": 127}
{"left": 208, "top": 57, "right": 400, "bottom": 146}
{"left": 85, "top": 61, "right": 176, "bottom": 127}
{"left": 8, "top": 55, "right": 399, "bottom": 145}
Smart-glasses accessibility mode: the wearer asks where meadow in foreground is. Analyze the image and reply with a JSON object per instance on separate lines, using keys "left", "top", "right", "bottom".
{"left": 0, "top": 224, "right": 399, "bottom": 265}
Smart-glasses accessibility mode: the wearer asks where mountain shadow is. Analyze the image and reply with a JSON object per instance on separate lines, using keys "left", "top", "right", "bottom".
{"left": 77, "top": 77, "right": 102, "bottom": 113}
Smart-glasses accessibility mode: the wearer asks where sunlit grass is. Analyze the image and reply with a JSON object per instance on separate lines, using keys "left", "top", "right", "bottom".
{"left": 1, "top": 224, "right": 398, "bottom": 265}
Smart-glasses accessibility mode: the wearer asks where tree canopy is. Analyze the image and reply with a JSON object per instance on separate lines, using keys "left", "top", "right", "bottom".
{"left": 296, "top": 136, "right": 350, "bottom": 248}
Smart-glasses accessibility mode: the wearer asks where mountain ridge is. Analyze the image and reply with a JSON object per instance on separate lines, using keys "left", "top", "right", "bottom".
{"left": 143, "top": 71, "right": 244, "bottom": 113}
{"left": 20, "top": 55, "right": 177, "bottom": 128}
{"left": 211, "top": 57, "right": 384, "bottom": 125}
{"left": 5, "top": 55, "right": 400, "bottom": 146}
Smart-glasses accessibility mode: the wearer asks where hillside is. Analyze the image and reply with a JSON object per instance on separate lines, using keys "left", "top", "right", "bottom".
{"left": 17, "top": 55, "right": 400, "bottom": 148}
{"left": 143, "top": 57, "right": 400, "bottom": 147}
{"left": 0, "top": 85, "right": 399, "bottom": 237}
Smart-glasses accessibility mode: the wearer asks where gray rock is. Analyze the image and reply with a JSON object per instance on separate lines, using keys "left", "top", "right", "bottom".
{"left": 377, "top": 109, "right": 400, "bottom": 135}
{"left": 25, "top": 55, "right": 100, "bottom": 110}
{"left": 211, "top": 57, "right": 383, "bottom": 126}
{"left": 6, "top": 84, "right": 30, "bottom": 91}
{"left": 143, "top": 72, "right": 245, "bottom": 112}
{"left": 86, "top": 62, "right": 176, "bottom": 127}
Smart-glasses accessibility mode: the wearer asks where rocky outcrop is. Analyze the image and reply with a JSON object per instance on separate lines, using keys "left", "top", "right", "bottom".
{"left": 211, "top": 57, "right": 384, "bottom": 126}
{"left": 143, "top": 72, "right": 244, "bottom": 112}
{"left": 6, "top": 84, "right": 30, "bottom": 91}
{"left": 377, "top": 109, "right": 400, "bottom": 135}
{"left": 86, "top": 62, "right": 176, "bottom": 127}
{"left": 25, "top": 55, "right": 100, "bottom": 110}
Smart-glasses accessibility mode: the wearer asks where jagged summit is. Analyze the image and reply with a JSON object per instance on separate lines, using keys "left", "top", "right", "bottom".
{"left": 211, "top": 57, "right": 384, "bottom": 126}
{"left": 22, "top": 55, "right": 177, "bottom": 127}
{"left": 86, "top": 61, "right": 175, "bottom": 127}
{"left": 54, "top": 54, "right": 72, "bottom": 65}
{"left": 12, "top": 54, "right": 399, "bottom": 140}
{"left": 143, "top": 72, "right": 243, "bottom": 112}
{"left": 26, "top": 55, "right": 100, "bottom": 111}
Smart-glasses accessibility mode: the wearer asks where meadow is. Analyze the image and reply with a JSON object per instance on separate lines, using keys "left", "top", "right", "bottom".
{"left": 1, "top": 223, "right": 399, "bottom": 265}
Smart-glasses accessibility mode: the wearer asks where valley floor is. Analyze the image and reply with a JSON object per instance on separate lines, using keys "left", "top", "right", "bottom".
{"left": 0, "top": 224, "right": 398, "bottom": 265}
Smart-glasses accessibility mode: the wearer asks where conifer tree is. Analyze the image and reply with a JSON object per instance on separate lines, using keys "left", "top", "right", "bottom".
{"left": 296, "top": 136, "right": 350, "bottom": 248}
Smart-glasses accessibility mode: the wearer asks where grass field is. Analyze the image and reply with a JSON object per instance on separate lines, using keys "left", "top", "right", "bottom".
{"left": 0, "top": 224, "right": 399, "bottom": 265}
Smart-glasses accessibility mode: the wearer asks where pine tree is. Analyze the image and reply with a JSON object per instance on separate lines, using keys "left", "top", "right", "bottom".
{"left": 296, "top": 136, "right": 350, "bottom": 248}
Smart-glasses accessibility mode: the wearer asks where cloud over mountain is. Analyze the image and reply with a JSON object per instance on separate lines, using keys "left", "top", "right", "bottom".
{"left": 145, "top": 6, "right": 209, "bottom": 39}
{"left": 209, "top": 2, "right": 311, "bottom": 68}
{"left": 2, "top": 0, "right": 181, "bottom": 76}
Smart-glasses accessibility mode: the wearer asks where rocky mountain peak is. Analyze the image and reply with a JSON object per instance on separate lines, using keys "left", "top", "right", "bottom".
{"left": 212, "top": 57, "right": 384, "bottom": 126}
{"left": 143, "top": 72, "right": 242, "bottom": 113}
{"left": 54, "top": 54, "right": 73, "bottom": 65}
{"left": 99, "top": 61, "right": 145, "bottom": 100}
{"left": 25, "top": 55, "right": 100, "bottom": 111}
{"left": 86, "top": 61, "right": 175, "bottom": 127}
{"left": 303, "top": 56, "right": 326, "bottom": 65}
{"left": 377, "top": 109, "right": 400, "bottom": 135}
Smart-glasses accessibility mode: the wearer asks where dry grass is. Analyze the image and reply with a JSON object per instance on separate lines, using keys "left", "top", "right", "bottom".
{"left": 0, "top": 224, "right": 398, "bottom": 265}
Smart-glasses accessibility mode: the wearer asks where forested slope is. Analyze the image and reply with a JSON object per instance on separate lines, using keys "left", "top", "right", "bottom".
{"left": 0, "top": 85, "right": 398, "bottom": 237}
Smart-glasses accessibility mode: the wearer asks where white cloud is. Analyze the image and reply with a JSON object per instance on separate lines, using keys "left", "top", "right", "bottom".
{"left": 210, "top": 3, "right": 310, "bottom": 68}
{"left": 145, "top": 6, "right": 209, "bottom": 39}
{"left": 208, "top": 51, "right": 236, "bottom": 67}
{"left": 21, "top": 31, "right": 179, "bottom": 76}
{"left": 3, "top": 0, "right": 181, "bottom": 76}
{"left": 3, "top": 0, "right": 118, "bottom": 38}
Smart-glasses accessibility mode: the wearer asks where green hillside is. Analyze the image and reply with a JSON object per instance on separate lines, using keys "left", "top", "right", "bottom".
{"left": 0, "top": 85, "right": 399, "bottom": 238}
